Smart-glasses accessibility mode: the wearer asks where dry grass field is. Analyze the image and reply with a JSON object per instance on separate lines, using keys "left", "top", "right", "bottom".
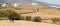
{"left": 0, "top": 5, "right": 60, "bottom": 26}
{"left": 18, "top": 5, "right": 55, "bottom": 9}
{"left": 15, "top": 6, "right": 60, "bottom": 19}
{"left": 0, "top": 20, "right": 60, "bottom": 26}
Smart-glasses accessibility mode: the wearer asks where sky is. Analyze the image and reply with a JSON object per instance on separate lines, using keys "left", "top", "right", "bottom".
{"left": 0, "top": 0, "right": 60, "bottom": 5}
{"left": 36, "top": 0, "right": 60, "bottom": 5}
{"left": 0, "top": 0, "right": 2, "bottom": 2}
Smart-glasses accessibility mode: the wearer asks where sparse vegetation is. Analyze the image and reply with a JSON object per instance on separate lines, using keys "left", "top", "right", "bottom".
{"left": 0, "top": 7, "right": 2, "bottom": 9}
{"left": 7, "top": 10, "right": 21, "bottom": 20}
{"left": 0, "top": 14, "right": 5, "bottom": 17}
{"left": 51, "top": 18, "right": 60, "bottom": 24}
{"left": 13, "top": 7, "right": 22, "bottom": 10}
{"left": 32, "top": 16, "right": 42, "bottom": 22}
{"left": 0, "top": 4, "right": 1, "bottom": 6}
{"left": 0, "top": 9, "right": 21, "bottom": 20}
{"left": 25, "top": 16, "right": 32, "bottom": 21}
{"left": 0, "top": 4, "right": 2, "bottom": 9}
{"left": 0, "top": 10, "right": 8, "bottom": 20}
{"left": 20, "top": 16, "right": 24, "bottom": 20}
{"left": 0, "top": 10, "right": 6, "bottom": 17}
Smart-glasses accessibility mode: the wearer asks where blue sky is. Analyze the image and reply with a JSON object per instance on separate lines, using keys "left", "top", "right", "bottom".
{"left": 0, "top": 0, "right": 3, "bottom": 3}
{"left": 36, "top": 0, "right": 60, "bottom": 5}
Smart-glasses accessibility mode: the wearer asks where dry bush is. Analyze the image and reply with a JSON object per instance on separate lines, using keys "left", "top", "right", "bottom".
{"left": 0, "top": 10, "right": 21, "bottom": 20}
{"left": 25, "top": 16, "right": 32, "bottom": 21}
{"left": 51, "top": 18, "right": 60, "bottom": 24}
{"left": 0, "top": 10, "right": 7, "bottom": 17}
{"left": 6, "top": 10, "right": 21, "bottom": 20}
{"left": 32, "top": 16, "right": 42, "bottom": 22}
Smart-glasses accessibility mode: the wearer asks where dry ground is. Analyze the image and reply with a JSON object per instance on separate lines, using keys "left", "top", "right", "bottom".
{"left": 15, "top": 8, "right": 60, "bottom": 19}
{"left": 0, "top": 20, "right": 60, "bottom": 26}
{"left": 0, "top": 6, "right": 60, "bottom": 26}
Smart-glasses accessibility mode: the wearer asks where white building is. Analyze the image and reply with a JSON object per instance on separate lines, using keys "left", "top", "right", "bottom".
{"left": 32, "top": 3, "right": 38, "bottom": 5}
{"left": 14, "top": 3, "right": 19, "bottom": 7}
{"left": 50, "top": 6, "right": 60, "bottom": 8}
{"left": 14, "top": 3, "right": 24, "bottom": 7}
{"left": 2, "top": 3, "right": 8, "bottom": 7}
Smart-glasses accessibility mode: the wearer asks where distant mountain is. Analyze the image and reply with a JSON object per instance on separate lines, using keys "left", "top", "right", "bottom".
{"left": 0, "top": 0, "right": 60, "bottom": 6}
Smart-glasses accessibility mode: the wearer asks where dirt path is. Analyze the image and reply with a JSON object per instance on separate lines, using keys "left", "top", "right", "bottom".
{"left": 0, "top": 20, "right": 60, "bottom": 26}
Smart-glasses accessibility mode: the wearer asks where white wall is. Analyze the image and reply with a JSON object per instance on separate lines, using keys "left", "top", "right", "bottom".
{"left": 14, "top": 3, "right": 24, "bottom": 7}
{"left": 32, "top": 3, "right": 38, "bottom": 5}
{"left": 2, "top": 3, "right": 9, "bottom": 7}
{"left": 50, "top": 6, "right": 60, "bottom": 8}
{"left": 2, "top": 3, "right": 6, "bottom": 7}
{"left": 14, "top": 3, "right": 19, "bottom": 7}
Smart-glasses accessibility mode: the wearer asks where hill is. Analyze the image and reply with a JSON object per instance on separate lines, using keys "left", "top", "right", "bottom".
{"left": 0, "top": 0, "right": 59, "bottom": 6}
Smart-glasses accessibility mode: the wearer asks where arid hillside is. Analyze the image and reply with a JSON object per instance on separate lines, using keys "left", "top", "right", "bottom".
{"left": 15, "top": 5, "right": 60, "bottom": 19}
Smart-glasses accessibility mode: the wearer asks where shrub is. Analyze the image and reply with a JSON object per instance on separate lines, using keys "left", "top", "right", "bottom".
{"left": 25, "top": 16, "right": 32, "bottom": 21}
{"left": 51, "top": 18, "right": 59, "bottom": 24}
{"left": 32, "top": 16, "right": 42, "bottom": 22}
{"left": 20, "top": 16, "right": 24, "bottom": 20}
{"left": 0, "top": 4, "right": 1, "bottom": 8}
{"left": 0, "top": 9, "right": 21, "bottom": 20}
{"left": 7, "top": 10, "right": 21, "bottom": 20}
{"left": 0, "top": 14, "right": 5, "bottom": 17}
{"left": 0, "top": 10, "right": 6, "bottom": 17}
{"left": 8, "top": 13, "right": 21, "bottom": 20}
{"left": 0, "top": 4, "right": 1, "bottom": 6}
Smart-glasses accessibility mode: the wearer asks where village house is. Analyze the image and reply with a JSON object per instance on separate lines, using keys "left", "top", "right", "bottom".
{"left": 0, "top": 0, "right": 39, "bottom": 7}
{"left": 1, "top": 3, "right": 24, "bottom": 7}
{"left": 50, "top": 5, "right": 60, "bottom": 8}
